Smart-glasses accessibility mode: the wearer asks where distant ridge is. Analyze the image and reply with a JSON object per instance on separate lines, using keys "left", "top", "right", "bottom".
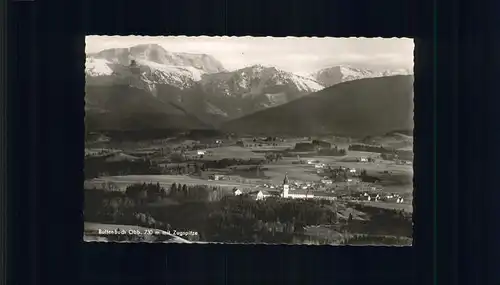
{"left": 221, "top": 75, "right": 414, "bottom": 137}
{"left": 310, "top": 65, "right": 412, "bottom": 87}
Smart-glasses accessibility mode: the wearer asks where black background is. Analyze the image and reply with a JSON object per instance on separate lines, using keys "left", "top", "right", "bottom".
{"left": 5, "top": 0, "right": 499, "bottom": 284}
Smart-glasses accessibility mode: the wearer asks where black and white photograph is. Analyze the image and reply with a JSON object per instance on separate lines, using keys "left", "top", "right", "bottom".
{"left": 84, "top": 36, "right": 414, "bottom": 245}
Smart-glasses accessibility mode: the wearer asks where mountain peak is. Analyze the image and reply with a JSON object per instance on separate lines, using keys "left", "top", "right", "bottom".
{"left": 90, "top": 44, "right": 226, "bottom": 74}
{"left": 311, "top": 65, "right": 411, "bottom": 87}
{"left": 241, "top": 64, "right": 274, "bottom": 72}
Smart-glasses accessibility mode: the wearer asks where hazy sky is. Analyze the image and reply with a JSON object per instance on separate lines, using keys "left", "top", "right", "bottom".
{"left": 86, "top": 36, "right": 414, "bottom": 74}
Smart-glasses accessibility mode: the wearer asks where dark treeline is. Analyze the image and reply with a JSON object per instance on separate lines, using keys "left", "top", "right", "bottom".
{"left": 85, "top": 182, "right": 228, "bottom": 237}
{"left": 355, "top": 169, "right": 382, "bottom": 183}
{"left": 294, "top": 142, "right": 346, "bottom": 156}
{"left": 264, "top": 152, "right": 283, "bottom": 163}
{"left": 202, "top": 197, "right": 338, "bottom": 243}
{"left": 240, "top": 142, "right": 282, "bottom": 147}
{"left": 294, "top": 143, "right": 316, "bottom": 151}
{"left": 85, "top": 155, "right": 271, "bottom": 179}
{"left": 312, "top": 139, "right": 331, "bottom": 148}
{"left": 96, "top": 129, "right": 183, "bottom": 141}
{"left": 202, "top": 158, "right": 266, "bottom": 169}
{"left": 160, "top": 162, "right": 203, "bottom": 175}
{"left": 345, "top": 203, "right": 413, "bottom": 238}
{"left": 84, "top": 156, "right": 161, "bottom": 179}
{"left": 85, "top": 183, "right": 413, "bottom": 244}
{"left": 348, "top": 143, "right": 395, "bottom": 154}
{"left": 318, "top": 146, "right": 347, "bottom": 156}
{"left": 168, "top": 183, "right": 226, "bottom": 202}
{"left": 85, "top": 187, "right": 163, "bottom": 228}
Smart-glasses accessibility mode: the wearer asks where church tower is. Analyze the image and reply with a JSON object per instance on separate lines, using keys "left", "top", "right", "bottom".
{"left": 282, "top": 173, "right": 290, "bottom": 198}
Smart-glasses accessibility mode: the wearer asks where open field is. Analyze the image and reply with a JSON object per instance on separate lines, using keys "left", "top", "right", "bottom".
{"left": 85, "top": 133, "right": 414, "bottom": 240}
{"left": 198, "top": 146, "right": 267, "bottom": 160}
{"left": 85, "top": 174, "right": 264, "bottom": 192}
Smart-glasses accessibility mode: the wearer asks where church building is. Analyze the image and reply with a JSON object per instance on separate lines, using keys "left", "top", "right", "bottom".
{"left": 281, "top": 173, "right": 314, "bottom": 199}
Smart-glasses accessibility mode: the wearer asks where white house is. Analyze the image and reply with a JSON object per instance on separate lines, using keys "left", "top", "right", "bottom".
{"left": 321, "top": 179, "right": 333, "bottom": 185}
{"left": 197, "top": 150, "right": 206, "bottom": 155}
{"left": 314, "top": 195, "right": 337, "bottom": 201}
{"left": 233, "top": 188, "right": 243, "bottom": 196}
{"left": 287, "top": 190, "right": 315, "bottom": 199}
{"left": 247, "top": 190, "right": 263, "bottom": 200}
{"left": 349, "top": 169, "right": 357, "bottom": 173}
{"left": 359, "top": 157, "right": 368, "bottom": 162}
{"left": 366, "top": 194, "right": 380, "bottom": 202}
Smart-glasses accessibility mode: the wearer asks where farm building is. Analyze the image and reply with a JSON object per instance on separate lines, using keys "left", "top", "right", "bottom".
{"left": 210, "top": 174, "right": 224, "bottom": 181}
{"left": 247, "top": 190, "right": 268, "bottom": 200}
{"left": 363, "top": 193, "right": 381, "bottom": 202}
{"left": 200, "top": 171, "right": 225, "bottom": 180}
{"left": 312, "top": 191, "right": 338, "bottom": 201}
{"left": 285, "top": 189, "right": 315, "bottom": 199}
{"left": 197, "top": 150, "right": 206, "bottom": 155}
{"left": 233, "top": 188, "right": 243, "bottom": 196}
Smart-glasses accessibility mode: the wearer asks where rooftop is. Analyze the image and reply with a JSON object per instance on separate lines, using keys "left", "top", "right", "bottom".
{"left": 288, "top": 189, "right": 314, "bottom": 195}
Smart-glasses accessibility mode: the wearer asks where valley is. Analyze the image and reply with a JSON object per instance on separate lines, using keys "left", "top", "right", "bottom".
{"left": 84, "top": 37, "right": 414, "bottom": 245}
{"left": 84, "top": 131, "right": 413, "bottom": 245}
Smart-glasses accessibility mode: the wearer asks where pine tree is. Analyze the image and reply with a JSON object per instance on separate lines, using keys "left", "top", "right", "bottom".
{"left": 170, "top": 183, "right": 177, "bottom": 197}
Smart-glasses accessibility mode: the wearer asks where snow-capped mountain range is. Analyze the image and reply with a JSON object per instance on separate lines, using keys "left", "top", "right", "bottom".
{"left": 200, "top": 64, "right": 323, "bottom": 97}
{"left": 89, "top": 43, "right": 226, "bottom": 73}
{"left": 310, "top": 65, "right": 413, "bottom": 87}
{"left": 86, "top": 44, "right": 224, "bottom": 93}
{"left": 85, "top": 43, "right": 412, "bottom": 130}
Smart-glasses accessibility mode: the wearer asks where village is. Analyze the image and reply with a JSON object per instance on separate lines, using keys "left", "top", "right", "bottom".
{"left": 84, "top": 132, "right": 413, "bottom": 245}
{"left": 85, "top": 133, "right": 413, "bottom": 213}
